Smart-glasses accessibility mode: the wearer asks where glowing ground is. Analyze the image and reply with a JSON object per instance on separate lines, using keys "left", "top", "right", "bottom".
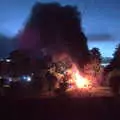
{"left": 37, "top": 87, "right": 113, "bottom": 98}
{"left": 66, "top": 87, "right": 112, "bottom": 97}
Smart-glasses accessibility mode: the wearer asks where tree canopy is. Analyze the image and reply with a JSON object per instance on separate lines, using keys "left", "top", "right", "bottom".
{"left": 90, "top": 47, "right": 102, "bottom": 63}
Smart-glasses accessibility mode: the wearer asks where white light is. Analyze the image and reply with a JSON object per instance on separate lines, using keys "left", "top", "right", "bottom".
{"left": 26, "top": 76, "right": 31, "bottom": 82}
{"left": 6, "top": 59, "right": 11, "bottom": 62}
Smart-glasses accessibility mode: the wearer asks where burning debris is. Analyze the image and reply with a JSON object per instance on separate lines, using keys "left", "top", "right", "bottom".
{"left": 70, "top": 63, "right": 91, "bottom": 88}
{"left": 47, "top": 53, "right": 92, "bottom": 91}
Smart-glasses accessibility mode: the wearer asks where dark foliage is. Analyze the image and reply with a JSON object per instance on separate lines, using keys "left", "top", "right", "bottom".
{"left": 90, "top": 47, "right": 102, "bottom": 63}
{"left": 111, "top": 43, "right": 120, "bottom": 67}
{"left": 106, "top": 43, "right": 120, "bottom": 70}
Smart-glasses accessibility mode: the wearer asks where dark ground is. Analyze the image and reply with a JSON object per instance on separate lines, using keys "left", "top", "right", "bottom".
{"left": 1, "top": 96, "right": 120, "bottom": 120}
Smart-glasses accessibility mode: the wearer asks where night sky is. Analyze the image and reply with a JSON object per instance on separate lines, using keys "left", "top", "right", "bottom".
{"left": 0, "top": 0, "right": 120, "bottom": 57}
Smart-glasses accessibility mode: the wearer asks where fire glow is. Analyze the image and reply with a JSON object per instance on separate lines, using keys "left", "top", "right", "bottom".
{"left": 69, "top": 63, "right": 91, "bottom": 89}
{"left": 53, "top": 53, "right": 92, "bottom": 89}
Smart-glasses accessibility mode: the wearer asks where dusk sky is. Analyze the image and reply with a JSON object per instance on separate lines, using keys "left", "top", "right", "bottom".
{"left": 0, "top": 0, "right": 120, "bottom": 57}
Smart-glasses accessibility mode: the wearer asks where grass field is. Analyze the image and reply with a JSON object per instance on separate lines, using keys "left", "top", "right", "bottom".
{"left": 38, "top": 86, "right": 113, "bottom": 98}
{"left": 1, "top": 95, "right": 120, "bottom": 120}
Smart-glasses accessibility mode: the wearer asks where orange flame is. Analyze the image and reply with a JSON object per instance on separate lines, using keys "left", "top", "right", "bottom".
{"left": 74, "top": 69, "right": 90, "bottom": 88}
{"left": 52, "top": 53, "right": 91, "bottom": 89}
{"left": 68, "top": 63, "right": 91, "bottom": 88}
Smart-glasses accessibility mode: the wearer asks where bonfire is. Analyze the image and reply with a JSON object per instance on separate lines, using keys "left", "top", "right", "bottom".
{"left": 51, "top": 53, "right": 92, "bottom": 90}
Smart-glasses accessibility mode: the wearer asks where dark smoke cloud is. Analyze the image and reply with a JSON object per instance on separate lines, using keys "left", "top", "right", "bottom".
{"left": 19, "top": 2, "right": 90, "bottom": 66}
{"left": 87, "top": 33, "right": 113, "bottom": 41}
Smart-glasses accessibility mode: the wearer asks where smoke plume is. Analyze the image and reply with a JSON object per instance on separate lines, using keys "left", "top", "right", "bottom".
{"left": 19, "top": 2, "right": 90, "bottom": 67}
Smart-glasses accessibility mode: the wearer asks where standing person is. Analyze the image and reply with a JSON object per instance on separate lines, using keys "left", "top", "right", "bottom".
{"left": 45, "top": 70, "right": 57, "bottom": 96}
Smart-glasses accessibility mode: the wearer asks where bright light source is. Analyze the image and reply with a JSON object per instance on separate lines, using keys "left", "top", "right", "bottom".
{"left": 6, "top": 59, "right": 11, "bottom": 62}
{"left": 71, "top": 63, "right": 91, "bottom": 88}
{"left": 21, "top": 75, "right": 31, "bottom": 82}
{"left": 26, "top": 76, "right": 31, "bottom": 82}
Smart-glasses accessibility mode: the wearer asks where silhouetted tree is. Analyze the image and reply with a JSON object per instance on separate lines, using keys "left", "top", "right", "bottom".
{"left": 90, "top": 47, "right": 102, "bottom": 63}
{"left": 112, "top": 44, "right": 120, "bottom": 65}
{"left": 105, "top": 44, "right": 120, "bottom": 96}
{"left": 107, "top": 43, "right": 120, "bottom": 69}
{"left": 19, "top": 2, "right": 90, "bottom": 68}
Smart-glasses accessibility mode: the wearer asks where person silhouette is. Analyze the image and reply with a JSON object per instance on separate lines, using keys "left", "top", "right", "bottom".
{"left": 45, "top": 70, "right": 57, "bottom": 96}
